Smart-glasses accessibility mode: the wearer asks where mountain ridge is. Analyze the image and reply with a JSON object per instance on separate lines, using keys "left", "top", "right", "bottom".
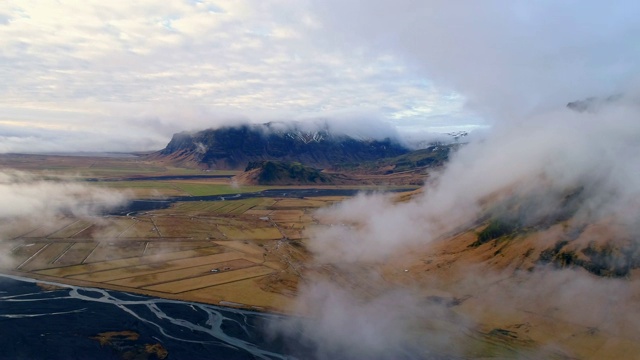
{"left": 152, "top": 122, "right": 410, "bottom": 170}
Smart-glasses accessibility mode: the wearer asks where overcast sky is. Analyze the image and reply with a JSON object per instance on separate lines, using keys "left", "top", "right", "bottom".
{"left": 0, "top": 1, "right": 480, "bottom": 153}
{"left": 2, "top": 1, "right": 639, "bottom": 153}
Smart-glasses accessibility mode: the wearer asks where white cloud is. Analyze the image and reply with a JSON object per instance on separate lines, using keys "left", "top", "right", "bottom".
{"left": 311, "top": 0, "right": 640, "bottom": 122}
{"left": 274, "top": 3, "right": 640, "bottom": 356}
{"left": 0, "top": 170, "right": 129, "bottom": 268}
{"left": 0, "top": 1, "right": 471, "bottom": 152}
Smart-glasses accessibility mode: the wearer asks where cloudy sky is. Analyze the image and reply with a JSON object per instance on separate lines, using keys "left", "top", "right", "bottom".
{"left": 3, "top": 1, "right": 639, "bottom": 153}
{"left": 0, "top": 0, "right": 481, "bottom": 153}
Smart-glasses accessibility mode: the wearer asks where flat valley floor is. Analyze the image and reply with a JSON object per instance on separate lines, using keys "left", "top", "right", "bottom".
{"left": 2, "top": 154, "right": 640, "bottom": 359}
{"left": 1, "top": 194, "right": 342, "bottom": 312}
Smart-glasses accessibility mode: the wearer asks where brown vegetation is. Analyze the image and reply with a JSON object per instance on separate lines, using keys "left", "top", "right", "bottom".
{"left": 3, "top": 154, "right": 640, "bottom": 358}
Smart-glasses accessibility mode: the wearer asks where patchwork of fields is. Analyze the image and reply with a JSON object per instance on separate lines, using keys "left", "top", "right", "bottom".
{"left": 1, "top": 195, "right": 345, "bottom": 312}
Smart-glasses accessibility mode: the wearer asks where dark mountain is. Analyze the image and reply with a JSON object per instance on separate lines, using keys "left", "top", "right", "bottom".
{"left": 566, "top": 94, "right": 621, "bottom": 113}
{"left": 154, "top": 122, "right": 410, "bottom": 169}
{"left": 236, "top": 161, "right": 336, "bottom": 185}
{"left": 331, "top": 144, "right": 455, "bottom": 174}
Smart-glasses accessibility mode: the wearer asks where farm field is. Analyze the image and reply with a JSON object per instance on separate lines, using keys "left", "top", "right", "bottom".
{"left": 3, "top": 194, "right": 335, "bottom": 311}
{"left": 0, "top": 194, "right": 346, "bottom": 312}
{"left": 0, "top": 154, "right": 358, "bottom": 312}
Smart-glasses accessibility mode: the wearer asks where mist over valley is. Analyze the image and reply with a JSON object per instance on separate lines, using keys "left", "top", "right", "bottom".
{"left": 2, "top": 1, "right": 640, "bottom": 359}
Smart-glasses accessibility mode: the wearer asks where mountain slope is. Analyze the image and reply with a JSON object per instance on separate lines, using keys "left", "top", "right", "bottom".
{"left": 331, "top": 144, "right": 454, "bottom": 174}
{"left": 153, "top": 122, "right": 409, "bottom": 170}
{"left": 234, "top": 161, "right": 337, "bottom": 185}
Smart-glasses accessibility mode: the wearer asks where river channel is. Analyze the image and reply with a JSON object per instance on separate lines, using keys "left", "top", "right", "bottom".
{"left": 0, "top": 274, "right": 302, "bottom": 359}
{"left": 109, "top": 188, "right": 410, "bottom": 215}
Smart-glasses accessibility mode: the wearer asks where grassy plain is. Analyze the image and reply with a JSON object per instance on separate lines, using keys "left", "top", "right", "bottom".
{"left": 0, "top": 153, "right": 204, "bottom": 177}
{"left": 96, "top": 181, "right": 267, "bottom": 198}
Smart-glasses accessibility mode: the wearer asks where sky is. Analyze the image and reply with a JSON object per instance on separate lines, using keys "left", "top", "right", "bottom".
{"left": 0, "top": 0, "right": 481, "bottom": 153}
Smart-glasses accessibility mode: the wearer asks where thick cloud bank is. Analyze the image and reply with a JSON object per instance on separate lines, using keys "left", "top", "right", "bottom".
{"left": 274, "top": 1, "right": 640, "bottom": 358}
{"left": 313, "top": 0, "right": 640, "bottom": 121}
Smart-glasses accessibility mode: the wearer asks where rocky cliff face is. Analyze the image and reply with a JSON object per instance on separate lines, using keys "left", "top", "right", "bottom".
{"left": 157, "top": 123, "right": 409, "bottom": 169}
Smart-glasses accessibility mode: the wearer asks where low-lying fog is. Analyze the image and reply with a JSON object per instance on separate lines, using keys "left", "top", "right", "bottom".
{"left": 271, "top": 1, "right": 640, "bottom": 359}
{"left": 0, "top": 170, "right": 128, "bottom": 268}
